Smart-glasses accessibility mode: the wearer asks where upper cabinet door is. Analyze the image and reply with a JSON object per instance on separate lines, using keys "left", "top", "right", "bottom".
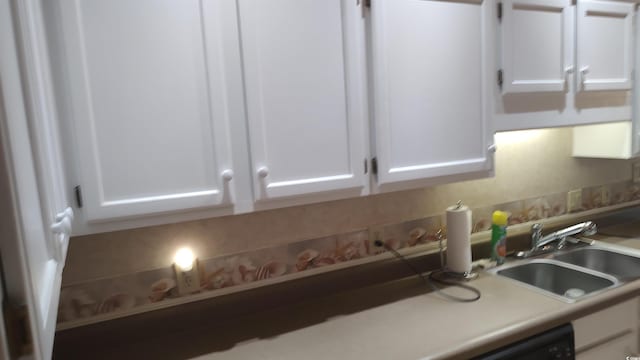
{"left": 239, "top": 0, "right": 368, "bottom": 201}
{"left": 56, "top": 0, "right": 241, "bottom": 221}
{"left": 577, "top": 0, "right": 635, "bottom": 91}
{"left": 0, "top": 0, "right": 70, "bottom": 356}
{"left": 501, "top": 0, "right": 571, "bottom": 93}
{"left": 370, "top": 0, "right": 493, "bottom": 186}
{"left": 13, "top": 0, "right": 73, "bottom": 262}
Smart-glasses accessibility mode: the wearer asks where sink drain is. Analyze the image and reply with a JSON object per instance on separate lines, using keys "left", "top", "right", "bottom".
{"left": 564, "top": 288, "right": 586, "bottom": 298}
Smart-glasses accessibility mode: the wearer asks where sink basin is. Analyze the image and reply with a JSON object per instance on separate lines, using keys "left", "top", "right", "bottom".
{"left": 495, "top": 260, "right": 617, "bottom": 302}
{"left": 554, "top": 247, "right": 640, "bottom": 280}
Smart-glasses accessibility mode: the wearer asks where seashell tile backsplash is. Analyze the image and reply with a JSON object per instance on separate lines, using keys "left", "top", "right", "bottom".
{"left": 58, "top": 179, "right": 640, "bottom": 328}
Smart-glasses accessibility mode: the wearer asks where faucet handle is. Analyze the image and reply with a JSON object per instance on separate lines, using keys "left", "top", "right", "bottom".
{"left": 531, "top": 223, "right": 543, "bottom": 247}
{"left": 583, "top": 221, "right": 597, "bottom": 236}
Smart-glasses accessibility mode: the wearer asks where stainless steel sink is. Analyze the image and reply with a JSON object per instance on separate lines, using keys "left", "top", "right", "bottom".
{"left": 492, "top": 259, "right": 618, "bottom": 302}
{"left": 553, "top": 247, "right": 640, "bottom": 280}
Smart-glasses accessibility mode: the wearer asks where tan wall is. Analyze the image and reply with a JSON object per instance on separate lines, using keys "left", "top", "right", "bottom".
{"left": 63, "top": 128, "right": 633, "bottom": 285}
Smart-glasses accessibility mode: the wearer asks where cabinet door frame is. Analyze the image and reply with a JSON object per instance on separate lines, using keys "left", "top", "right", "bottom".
{"left": 577, "top": 0, "right": 635, "bottom": 92}
{"left": 11, "top": 0, "right": 73, "bottom": 262}
{"left": 0, "top": 0, "right": 69, "bottom": 357}
{"left": 370, "top": 0, "right": 494, "bottom": 187}
{"left": 240, "top": 0, "right": 369, "bottom": 201}
{"left": 633, "top": 4, "right": 640, "bottom": 157}
{"left": 501, "top": 0, "right": 572, "bottom": 93}
{"left": 56, "top": 0, "right": 242, "bottom": 221}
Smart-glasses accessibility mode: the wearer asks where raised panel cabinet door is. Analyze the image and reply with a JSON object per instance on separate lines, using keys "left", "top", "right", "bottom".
{"left": 501, "top": 0, "right": 571, "bottom": 93}
{"left": 239, "top": 0, "right": 368, "bottom": 201}
{"left": 370, "top": 0, "right": 493, "bottom": 186}
{"left": 576, "top": 332, "right": 638, "bottom": 360}
{"left": 0, "top": 0, "right": 68, "bottom": 356}
{"left": 573, "top": 298, "right": 638, "bottom": 351}
{"left": 13, "top": 0, "right": 74, "bottom": 262}
{"left": 56, "top": 0, "right": 241, "bottom": 221}
{"left": 577, "top": 0, "right": 635, "bottom": 91}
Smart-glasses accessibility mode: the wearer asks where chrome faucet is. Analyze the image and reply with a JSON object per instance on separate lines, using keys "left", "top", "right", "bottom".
{"left": 517, "top": 221, "right": 597, "bottom": 258}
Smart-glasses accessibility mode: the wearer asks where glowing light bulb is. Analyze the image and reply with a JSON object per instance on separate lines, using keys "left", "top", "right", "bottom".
{"left": 174, "top": 247, "right": 195, "bottom": 272}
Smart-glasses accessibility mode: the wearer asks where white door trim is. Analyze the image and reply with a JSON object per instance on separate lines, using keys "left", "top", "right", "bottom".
{"left": 0, "top": 0, "right": 67, "bottom": 358}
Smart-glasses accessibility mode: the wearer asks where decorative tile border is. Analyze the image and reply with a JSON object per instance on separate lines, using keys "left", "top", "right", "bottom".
{"left": 57, "top": 180, "right": 640, "bottom": 327}
{"left": 58, "top": 229, "right": 374, "bottom": 325}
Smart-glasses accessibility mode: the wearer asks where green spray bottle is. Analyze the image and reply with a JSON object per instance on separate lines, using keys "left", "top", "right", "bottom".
{"left": 491, "top": 211, "right": 508, "bottom": 265}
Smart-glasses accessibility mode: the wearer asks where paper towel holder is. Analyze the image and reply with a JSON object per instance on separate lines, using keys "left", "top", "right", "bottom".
{"left": 438, "top": 228, "right": 479, "bottom": 281}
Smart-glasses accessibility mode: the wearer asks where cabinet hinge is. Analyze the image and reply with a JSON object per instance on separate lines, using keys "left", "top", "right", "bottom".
{"left": 74, "top": 185, "right": 83, "bottom": 208}
{"left": 371, "top": 157, "right": 378, "bottom": 176}
{"left": 3, "top": 303, "right": 32, "bottom": 358}
{"left": 497, "top": 2, "right": 503, "bottom": 21}
{"left": 497, "top": 69, "right": 504, "bottom": 89}
{"left": 364, "top": 159, "right": 368, "bottom": 174}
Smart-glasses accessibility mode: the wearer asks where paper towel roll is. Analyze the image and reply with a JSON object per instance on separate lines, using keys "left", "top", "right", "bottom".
{"left": 446, "top": 203, "right": 472, "bottom": 274}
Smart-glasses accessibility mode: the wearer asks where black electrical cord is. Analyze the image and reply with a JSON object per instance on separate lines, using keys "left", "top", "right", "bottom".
{"left": 374, "top": 239, "right": 481, "bottom": 302}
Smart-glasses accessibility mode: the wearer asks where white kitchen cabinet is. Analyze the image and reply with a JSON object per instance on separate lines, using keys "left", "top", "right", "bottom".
{"left": 573, "top": 9, "right": 640, "bottom": 160}
{"left": 370, "top": 0, "right": 494, "bottom": 189}
{"left": 13, "top": 0, "right": 74, "bottom": 259}
{"left": 49, "top": 0, "right": 250, "bottom": 224}
{"left": 577, "top": 0, "right": 635, "bottom": 92}
{"left": 573, "top": 299, "right": 639, "bottom": 359}
{"left": 577, "top": 332, "right": 638, "bottom": 360}
{"left": 500, "top": 0, "right": 572, "bottom": 94}
{"left": 500, "top": 0, "right": 635, "bottom": 95}
{"left": 0, "top": 0, "right": 74, "bottom": 357}
{"left": 239, "top": 0, "right": 369, "bottom": 205}
{"left": 494, "top": 0, "right": 634, "bottom": 131}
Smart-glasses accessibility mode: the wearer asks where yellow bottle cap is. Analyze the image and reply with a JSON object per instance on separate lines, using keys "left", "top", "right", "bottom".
{"left": 492, "top": 211, "right": 509, "bottom": 226}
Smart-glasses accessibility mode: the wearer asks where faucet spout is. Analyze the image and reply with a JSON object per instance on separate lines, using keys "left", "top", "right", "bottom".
{"left": 535, "top": 221, "right": 597, "bottom": 249}
{"left": 516, "top": 221, "right": 597, "bottom": 259}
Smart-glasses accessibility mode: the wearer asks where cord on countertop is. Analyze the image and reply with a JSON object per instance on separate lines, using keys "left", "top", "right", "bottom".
{"left": 472, "top": 258, "right": 498, "bottom": 271}
{"left": 374, "top": 240, "right": 481, "bottom": 303}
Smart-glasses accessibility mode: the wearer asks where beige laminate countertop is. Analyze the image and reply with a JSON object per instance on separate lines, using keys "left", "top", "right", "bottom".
{"left": 193, "top": 237, "right": 640, "bottom": 360}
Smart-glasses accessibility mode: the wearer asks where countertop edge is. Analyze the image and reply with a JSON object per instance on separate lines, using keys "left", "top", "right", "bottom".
{"left": 433, "top": 261, "right": 640, "bottom": 359}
